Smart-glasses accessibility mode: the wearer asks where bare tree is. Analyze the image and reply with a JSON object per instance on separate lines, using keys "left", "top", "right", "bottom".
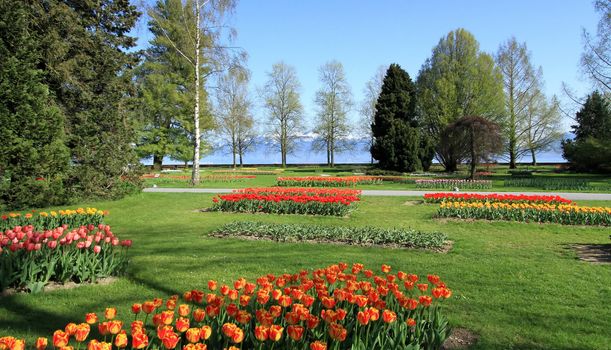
{"left": 313, "top": 60, "right": 353, "bottom": 167}
{"left": 359, "top": 65, "right": 387, "bottom": 164}
{"left": 260, "top": 62, "right": 304, "bottom": 167}
{"left": 524, "top": 95, "right": 563, "bottom": 165}
{"left": 147, "top": 0, "right": 240, "bottom": 185}
{"left": 496, "top": 37, "right": 543, "bottom": 168}
{"left": 216, "top": 67, "right": 256, "bottom": 167}
{"left": 581, "top": 0, "right": 611, "bottom": 92}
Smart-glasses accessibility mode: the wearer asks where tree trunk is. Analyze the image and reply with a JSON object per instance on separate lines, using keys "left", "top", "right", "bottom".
{"left": 470, "top": 126, "right": 476, "bottom": 179}
{"left": 239, "top": 151, "right": 243, "bottom": 167}
{"left": 191, "top": 1, "right": 201, "bottom": 186}
{"left": 153, "top": 154, "right": 163, "bottom": 171}
{"left": 531, "top": 148, "right": 537, "bottom": 166}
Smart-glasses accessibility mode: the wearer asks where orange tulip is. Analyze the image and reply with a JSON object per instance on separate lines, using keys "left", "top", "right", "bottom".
{"left": 142, "top": 301, "right": 156, "bottom": 314}
{"left": 419, "top": 295, "right": 433, "bottom": 307}
{"left": 131, "top": 304, "right": 142, "bottom": 314}
{"left": 382, "top": 309, "right": 397, "bottom": 323}
{"left": 114, "top": 332, "right": 128, "bottom": 348}
{"left": 328, "top": 323, "right": 347, "bottom": 341}
{"left": 178, "top": 304, "right": 190, "bottom": 317}
{"left": 254, "top": 325, "right": 269, "bottom": 341}
{"left": 52, "top": 330, "right": 69, "bottom": 348}
{"left": 287, "top": 325, "right": 304, "bottom": 341}
{"left": 176, "top": 317, "right": 190, "bottom": 333}
{"left": 108, "top": 321, "right": 122, "bottom": 335}
{"left": 104, "top": 308, "right": 116, "bottom": 320}
{"left": 269, "top": 325, "right": 283, "bottom": 342}
{"left": 85, "top": 313, "right": 98, "bottom": 325}
{"left": 192, "top": 308, "right": 206, "bottom": 322}
{"left": 36, "top": 337, "right": 48, "bottom": 350}
{"left": 231, "top": 328, "right": 244, "bottom": 344}
{"left": 160, "top": 310, "right": 174, "bottom": 325}
{"left": 357, "top": 310, "right": 370, "bottom": 325}
{"left": 207, "top": 280, "right": 217, "bottom": 291}
{"left": 406, "top": 318, "right": 417, "bottom": 327}
{"left": 74, "top": 324, "right": 90, "bottom": 342}
{"left": 200, "top": 325, "right": 212, "bottom": 340}
{"left": 65, "top": 323, "right": 77, "bottom": 336}
{"left": 161, "top": 332, "right": 179, "bottom": 350}
{"left": 310, "top": 341, "right": 327, "bottom": 350}
{"left": 185, "top": 328, "right": 201, "bottom": 344}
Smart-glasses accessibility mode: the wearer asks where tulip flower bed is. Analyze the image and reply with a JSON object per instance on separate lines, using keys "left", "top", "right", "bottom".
{"left": 211, "top": 188, "right": 361, "bottom": 216}
{"left": 0, "top": 262, "right": 452, "bottom": 350}
{"left": 276, "top": 176, "right": 383, "bottom": 187}
{"left": 423, "top": 193, "right": 573, "bottom": 205}
{"left": 436, "top": 201, "right": 611, "bottom": 226}
{"left": 415, "top": 179, "right": 492, "bottom": 190}
{"left": 0, "top": 208, "right": 108, "bottom": 231}
{"left": 212, "top": 221, "right": 448, "bottom": 249}
{"left": 142, "top": 174, "right": 256, "bottom": 182}
{"left": 503, "top": 177, "right": 595, "bottom": 191}
{"left": 0, "top": 224, "right": 132, "bottom": 293}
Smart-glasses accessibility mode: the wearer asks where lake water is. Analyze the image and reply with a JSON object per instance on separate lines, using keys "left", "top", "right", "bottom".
{"left": 141, "top": 137, "right": 567, "bottom": 166}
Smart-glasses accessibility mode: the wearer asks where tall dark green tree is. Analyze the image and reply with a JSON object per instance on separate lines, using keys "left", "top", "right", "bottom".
{"left": 562, "top": 91, "right": 611, "bottom": 172}
{"left": 33, "top": 0, "right": 143, "bottom": 200}
{"left": 0, "top": 1, "right": 70, "bottom": 209}
{"left": 371, "top": 64, "right": 422, "bottom": 172}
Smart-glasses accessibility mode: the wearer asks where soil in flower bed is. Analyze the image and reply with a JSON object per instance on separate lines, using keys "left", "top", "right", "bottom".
{"left": 441, "top": 328, "right": 479, "bottom": 349}
{"left": 571, "top": 244, "right": 611, "bottom": 264}
{"left": 0, "top": 277, "right": 118, "bottom": 297}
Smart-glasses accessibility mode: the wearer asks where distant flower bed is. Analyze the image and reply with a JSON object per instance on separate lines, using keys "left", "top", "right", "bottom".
{"left": 436, "top": 201, "right": 611, "bottom": 226}
{"left": 0, "top": 262, "right": 453, "bottom": 350}
{"left": 277, "top": 176, "right": 382, "bottom": 187}
{"left": 212, "top": 221, "right": 448, "bottom": 249}
{"left": 0, "top": 208, "right": 107, "bottom": 231}
{"left": 142, "top": 174, "right": 256, "bottom": 182}
{"left": 503, "top": 177, "right": 596, "bottom": 191}
{"left": 0, "top": 224, "right": 131, "bottom": 293}
{"left": 415, "top": 179, "right": 492, "bottom": 189}
{"left": 212, "top": 169, "right": 282, "bottom": 175}
{"left": 423, "top": 193, "right": 573, "bottom": 205}
{"left": 211, "top": 188, "right": 361, "bottom": 216}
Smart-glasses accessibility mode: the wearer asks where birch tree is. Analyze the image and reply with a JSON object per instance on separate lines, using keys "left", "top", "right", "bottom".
{"left": 260, "top": 62, "right": 304, "bottom": 167}
{"left": 359, "top": 66, "right": 387, "bottom": 164}
{"left": 313, "top": 61, "right": 353, "bottom": 167}
{"left": 216, "top": 68, "right": 256, "bottom": 167}
{"left": 147, "top": 0, "right": 238, "bottom": 185}
{"left": 524, "top": 95, "right": 563, "bottom": 165}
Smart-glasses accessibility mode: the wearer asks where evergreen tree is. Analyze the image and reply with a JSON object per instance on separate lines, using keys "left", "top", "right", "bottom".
{"left": 562, "top": 91, "right": 611, "bottom": 172}
{"left": 33, "top": 0, "right": 142, "bottom": 200}
{"left": 371, "top": 64, "right": 421, "bottom": 172}
{"left": 0, "top": 1, "right": 70, "bottom": 209}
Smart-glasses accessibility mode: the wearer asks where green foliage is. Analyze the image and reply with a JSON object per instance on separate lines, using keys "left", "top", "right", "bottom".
{"left": 212, "top": 221, "right": 448, "bottom": 249}
{"left": 562, "top": 91, "right": 611, "bottom": 172}
{"left": 371, "top": 64, "right": 423, "bottom": 172}
{"left": 503, "top": 177, "right": 598, "bottom": 191}
{"left": 0, "top": 1, "right": 70, "bottom": 210}
{"left": 417, "top": 29, "right": 505, "bottom": 171}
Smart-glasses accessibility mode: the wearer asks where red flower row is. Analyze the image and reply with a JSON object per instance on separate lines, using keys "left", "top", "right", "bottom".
{"left": 234, "top": 187, "right": 361, "bottom": 197}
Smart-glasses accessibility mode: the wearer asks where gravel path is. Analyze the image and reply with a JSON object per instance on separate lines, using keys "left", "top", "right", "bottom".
{"left": 143, "top": 187, "right": 611, "bottom": 200}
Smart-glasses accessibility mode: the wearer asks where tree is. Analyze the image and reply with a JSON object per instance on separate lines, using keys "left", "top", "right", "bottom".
{"left": 359, "top": 66, "right": 387, "bottom": 164}
{"left": 34, "top": 0, "right": 143, "bottom": 200}
{"left": 260, "top": 62, "right": 305, "bottom": 167}
{"left": 417, "top": 28, "right": 505, "bottom": 171}
{"left": 441, "top": 116, "right": 504, "bottom": 179}
{"left": 496, "top": 37, "right": 544, "bottom": 168}
{"left": 147, "top": 0, "right": 239, "bottom": 184}
{"left": 371, "top": 64, "right": 422, "bottom": 172}
{"left": 216, "top": 68, "right": 256, "bottom": 167}
{"left": 523, "top": 95, "right": 563, "bottom": 166}
{"left": 562, "top": 91, "right": 611, "bottom": 172}
{"left": 313, "top": 61, "right": 353, "bottom": 167}
{"left": 0, "top": 1, "right": 70, "bottom": 209}
{"left": 581, "top": 0, "right": 611, "bottom": 92}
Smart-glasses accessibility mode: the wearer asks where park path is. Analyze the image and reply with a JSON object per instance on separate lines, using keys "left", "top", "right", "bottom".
{"left": 143, "top": 187, "right": 611, "bottom": 201}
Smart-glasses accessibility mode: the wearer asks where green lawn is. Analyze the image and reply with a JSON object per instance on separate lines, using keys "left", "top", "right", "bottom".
{"left": 1, "top": 193, "right": 610, "bottom": 349}
{"left": 143, "top": 165, "right": 611, "bottom": 193}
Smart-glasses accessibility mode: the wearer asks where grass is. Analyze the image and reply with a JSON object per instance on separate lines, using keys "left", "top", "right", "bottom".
{"left": 0, "top": 193, "right": 610, "bottom": 349}
{"left": 143, "top": 165, "right": 611, "bottom": 193}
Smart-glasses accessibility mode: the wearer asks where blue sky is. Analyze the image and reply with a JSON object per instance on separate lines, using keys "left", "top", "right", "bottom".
{"left": 132, "top": 0, "right": 600, "bottom": 133}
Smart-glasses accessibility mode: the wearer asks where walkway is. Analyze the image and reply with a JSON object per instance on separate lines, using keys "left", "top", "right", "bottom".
{"left": 143, "top": 187, "right": 611, "bottom": 201}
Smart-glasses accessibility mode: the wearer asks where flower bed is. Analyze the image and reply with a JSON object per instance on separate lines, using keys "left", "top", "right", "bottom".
{"left": 212, "top": 221, "right": 448, "bottom": 249}
{"left": 415, "top": 179, "right": 492, "bottom": 189}
{"left": 142, "top": 174, "right": 256, "bottom": 182}
{"left": 0, "top": 224, "right": 132, "bottom": 293}
{"left": 0, "top": 208, "right": 107, "bottom": 231}
{"left": 276, "top": 176, "right": 383, "bottom": 187}
{"left": 0, "top": 262, "right": 452, "bottom": 350}
{"left": 211, "top": 188, "right": 361, "bottom": 216}
{"left": 503, "top": 177, "right": 595, "bottom": 191}
{"left": 436, "top": 201, "right": 611, "bottom": 226}
{"left": 423, "top": 193, "right": 573, "bottom": 205}
{"left": 212, "top": 169, "right": 282, "bottom": 175}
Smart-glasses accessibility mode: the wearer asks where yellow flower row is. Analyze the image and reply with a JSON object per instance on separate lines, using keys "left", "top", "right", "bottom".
{"left": 439, "top": 201, "right": 611, "bottom": 214}
{"left": 6, "top": 208, "right": 106, "bottom": 219}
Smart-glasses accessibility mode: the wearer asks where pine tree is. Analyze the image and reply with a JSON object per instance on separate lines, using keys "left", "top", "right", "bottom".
{"left": 371, "top": 64, "right": 422, "bottom": 172}
{"left": 34, "top": 0, "right": 143, "bottom": 200}
{"left": 562, "top": 91, "right": 611, "bottom": 172}
{"left": 0, "top": 1, "right": 70, "bottom": 209}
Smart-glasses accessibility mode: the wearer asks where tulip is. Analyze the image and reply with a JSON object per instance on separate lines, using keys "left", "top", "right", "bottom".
{"left": 36, "top": 337, "right": 48, "bottom": 350}
{"left": 310, "top": 341, "right": 327, "bottom": 350}
{"left": 254, "top": 326, "right": 269, "bottom": 342}
{"left": 287, "top": 325, "right": 304, "bottom": 341}
{"left": 185, "top": 328, "right": 201, "bottom": 344}
{"left": 74, "top": 324, "right": 90, "bottom": 342}
{"left": 104, "top": 308, "right": 116, "bottom": 320}
{"left": 176, "top": 317, "right": 190, "bottom": 333}
{"left": 114, "top": 332, "right": 128, "bottom": 348}
{"left": 269, "top": 325, "right": 283, "bottom": 342}
{"left": 199, "top": 326, "right": 212, "bottom": 340}
{"left": 161, "top": 332, "right": 179, "bottom": 350}
{"left": 52, "top": 330, "right": 69, "bottom": 348}
{"left": 131, "top": 332, "right": 148, "bottom": 349}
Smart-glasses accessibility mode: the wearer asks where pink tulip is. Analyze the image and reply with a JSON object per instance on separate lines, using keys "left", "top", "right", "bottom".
{"left": 93, "top": 245, "right": 101, "bottom": 254}
{"left": 47, "top": 240, "right": 58, "bottom": 249}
